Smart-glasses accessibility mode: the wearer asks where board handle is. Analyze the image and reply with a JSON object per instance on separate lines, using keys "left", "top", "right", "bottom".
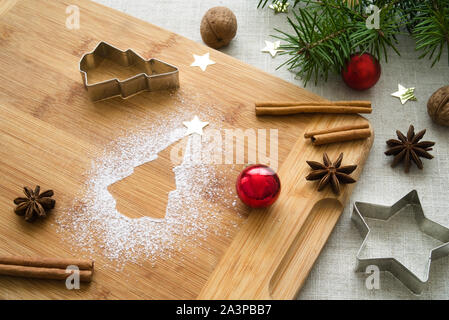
{"left": 197, "top": 197, "right": 344, "bottom": 300}
{"left": 268, "top": 198, "right": 343, "bottom": 299}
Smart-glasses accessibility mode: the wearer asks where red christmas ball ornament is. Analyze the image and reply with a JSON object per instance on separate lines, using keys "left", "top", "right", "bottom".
{"left": 236, "top": 164, "right": 281, "bottom": 208}
{"left": 342, "top": 53, "right": 381, "bottom": 90}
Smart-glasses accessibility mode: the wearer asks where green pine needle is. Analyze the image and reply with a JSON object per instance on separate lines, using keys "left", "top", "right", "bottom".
{"left": 412, "top": 0, "right": 449, "bottom": 66}
{"left": 257, "top": 0, "right": 449, "bottom": 85}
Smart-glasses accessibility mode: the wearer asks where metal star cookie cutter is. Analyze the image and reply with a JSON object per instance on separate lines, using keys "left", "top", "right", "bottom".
{"left": 79, "top": 41, "right": 179, "bottom": 101}
{"left": 352, "top": 190, "right": 449, "bottom": 294}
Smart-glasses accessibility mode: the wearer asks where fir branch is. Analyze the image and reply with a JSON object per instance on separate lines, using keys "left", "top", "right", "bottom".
{"left": 273, "top": 4, "right": 352, "bottom": 85}
{"left": 412, "top": 0, "right": 449, "bottom": 66}
{"left": 272, "top": 0, "right": 383, "bottom": 85}
{"left": 297, "top": 28, "right": 347, "bottom": 55}
{"left": 349, "top": 2, "right": 403, "bottom": 62}
{"left": 258, "top": 0, "right": 449, "bottom": 84}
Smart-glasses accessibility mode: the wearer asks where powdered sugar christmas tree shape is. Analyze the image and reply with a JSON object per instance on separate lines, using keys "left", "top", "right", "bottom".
{"left": 57, "top": 114, "right": 239, "bottom": 265}
{"left": 109, "top": 115, "right": 209, "bottom": 220}
{"left": 107, "top": 141, "right": 177, "bottom": 220}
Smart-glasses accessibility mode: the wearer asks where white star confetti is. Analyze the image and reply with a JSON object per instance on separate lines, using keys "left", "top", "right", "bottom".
{"left": 183, "top": 116, "right": 209, "bottom": 135}
{"left": 261, "top": 40, "right": 284, "bottom": 57}
{"left": 391, "top": 84, "right": 417, "bottom": 105}
{"left": 190, "top": 53, "right": 215, "bottom": 71}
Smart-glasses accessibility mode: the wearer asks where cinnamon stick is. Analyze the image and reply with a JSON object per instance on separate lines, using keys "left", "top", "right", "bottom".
{"left": 304, "top": 123, "right": 370, "bottom": 138}
{"left": 255, "top": 100, "right": 372, "bottom": 116}
{"left": 0, "top": 264, "right": 93, "bottom": 282}
{"left": 0, "top": 255, "right": 94, "bottom": 270}
{"left": 0, "top": 255, "right": 94, "bottom": 282}
{"left": 255, "top": 101, "right": 372, "bottom": 108}
{"left": 309, "top": 128, "right": 371, "bottom": 145}
{"left": 255, "top": 105, "right": 372, "bottom": 116}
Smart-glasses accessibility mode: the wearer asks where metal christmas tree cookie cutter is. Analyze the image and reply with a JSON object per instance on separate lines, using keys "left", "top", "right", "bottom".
{"left": 79, "top": 41, "right": 179, "bottom": 101}
{"left": 352, "top": 190, "right": 449, "bottom": 294}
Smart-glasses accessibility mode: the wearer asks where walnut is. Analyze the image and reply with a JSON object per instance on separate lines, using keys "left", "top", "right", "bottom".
{"left": 427, "top": 85, "right": 449, "bottom": 127}
{"left": 200, "top": 7, "right": 237, "bottom": 49}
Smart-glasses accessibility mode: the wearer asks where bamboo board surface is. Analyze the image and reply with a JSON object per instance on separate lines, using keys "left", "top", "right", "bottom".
{"left": 0, "top": 0, "right": 373, "bottom": 299}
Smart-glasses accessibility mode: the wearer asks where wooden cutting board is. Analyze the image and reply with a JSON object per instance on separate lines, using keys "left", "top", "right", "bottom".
{"left": 0, "top": 0, "right": 373, "bottom": 299}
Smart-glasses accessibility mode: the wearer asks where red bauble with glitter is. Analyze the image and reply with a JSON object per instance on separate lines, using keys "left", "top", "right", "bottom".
{"left": 236, "top": 164, "right": 281, "bottom": 208}
{"left": 342, "top": 53, "right": 381, "bottom": 90}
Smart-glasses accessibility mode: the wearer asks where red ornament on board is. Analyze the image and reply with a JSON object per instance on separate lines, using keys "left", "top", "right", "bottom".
{"left": 236, "top": 164, "right": 281, "bottom": 208}
{"left": 342, "top": 53, "right": 381, "bottom": 90}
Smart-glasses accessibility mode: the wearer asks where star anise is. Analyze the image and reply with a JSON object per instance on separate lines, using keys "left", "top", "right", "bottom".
{"left": 13, "top": 186, "right": 55, "bottom": 222}
{"left": 385, "top": 125, "right": 435, "bottom": 173}
{"left": 306, "top": 153, "right": 357, "bottom": 195}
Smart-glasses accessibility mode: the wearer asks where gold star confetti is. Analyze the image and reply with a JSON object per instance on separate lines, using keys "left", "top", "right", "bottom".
{"left": 269, "top": 0, "right": 289, "bottom": 14}
{"left": 391, "top": 84, "right": 417, "bottom": 105}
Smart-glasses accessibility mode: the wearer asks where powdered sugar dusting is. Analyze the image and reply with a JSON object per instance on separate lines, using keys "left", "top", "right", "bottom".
{"left": 56, "top": 106, "right": 240, "bottom": 267}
